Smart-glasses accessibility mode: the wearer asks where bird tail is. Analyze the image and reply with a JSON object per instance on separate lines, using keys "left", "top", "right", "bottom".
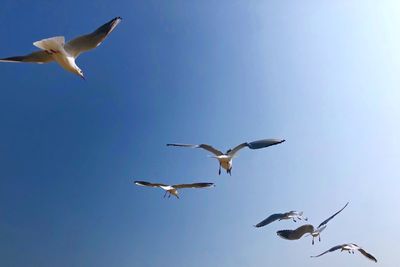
{"left": 33, "top": 36, "right": 65, "bottom": 52}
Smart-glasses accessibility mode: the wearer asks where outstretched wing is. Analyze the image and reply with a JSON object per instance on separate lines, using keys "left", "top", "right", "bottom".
{"left": 226, "top": 143, "right": 249, "bottom": 156}
{"left": 65, "top": 17, "right": 122, "bottom": 58}
{"left": 311, "top": 245, "right": 344, "bottom": 258}
{"left": 227, "top": 139, "right": 286, "bottom": 156}
{"left": 318, "top": 202, "right": 349, "bottom": 228}
{"left": 358, "top": 248, "right": 378, "bottom": 262}
{"left": 276, "top": 224, "right": 314, "bottom": 240}
{"left": 0, "top": 50, "right": 53, "bottom": 64}
{"left": 167, "top": 143, "right": 223, "bottom": 156}
{"left": 134, "top": 181, "right": 167, "bottom": 188}
{"left": 248, "top": 139, "right": 286, "bottom": 149}
{"left": 173, "top": 183, "right": 214, "bottom": 189}
{"left": 254, "top": 213, "right": 285, "bottom": 228}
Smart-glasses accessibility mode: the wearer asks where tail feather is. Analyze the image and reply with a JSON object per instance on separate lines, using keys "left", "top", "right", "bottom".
{"left": 33, "top": 36, "right": 65, "bottom": 51}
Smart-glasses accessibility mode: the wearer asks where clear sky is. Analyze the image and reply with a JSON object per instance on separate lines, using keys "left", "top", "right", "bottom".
{"left": 0, "top": 1, "right": 399, "bottom": 266}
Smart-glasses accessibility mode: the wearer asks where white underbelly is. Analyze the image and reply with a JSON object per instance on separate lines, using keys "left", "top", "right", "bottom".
{"left": 53, "top": 54, "right": 76, "bottom": 73}
{"left": 219, "top": 158, "right": 232, "bottom": 170}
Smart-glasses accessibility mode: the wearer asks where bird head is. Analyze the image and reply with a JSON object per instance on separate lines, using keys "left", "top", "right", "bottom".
{"left": 75, "top": 67, "right": 85, "bottom": 80}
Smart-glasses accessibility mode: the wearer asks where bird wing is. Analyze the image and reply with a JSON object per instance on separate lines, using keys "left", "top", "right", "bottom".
{"left": 254, "top": 213, "right": 285, "bottom": 228}
{"left": 0, "top": 50, "right": 53, "bottom": 64}
{"left": 311, "top": 245, "right": 344, "bottom": 258}
{"left": 226, "top": 143, "right": 249, "bottom": 156}
{"left": 247, "top": 139, "right": 286, "bottom": 149}
{"left": 65, "top": 17, "right": 122, "bottom": 58}
{"left": 318, "top": 202, "right": 349, "bottom": 228}
{"left": 276, "top": 224, "right": 314, "bottom": 240}
{"left": 227, "top": 139, "right": 286, "bottom": 156}
{"left": 134, "top": 181, "right": 167, "bottom": 188}
{"left": 173, "top": 183, "right": 214, "bottom": 189}
{"left": 358, "top": 248, "right": 378, "bottom": 262}
{"left": 167, "top": 143, "right": 223, "bottom": 156}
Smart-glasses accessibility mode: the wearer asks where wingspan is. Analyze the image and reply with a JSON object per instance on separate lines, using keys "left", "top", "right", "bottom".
{"left": 311, "top": 245, "right": 344, "bottom": 258}
{"left": 276, "top": 224, "right": 314, "bottom": 240}
{"left": 254, "top": 213, "right": 285, "bottom": 228}
{"left": 318, "top": 202, "right": 349, "bottom": 228}
{"left": 173, "top": 183, "right": 214, "bottom": 189}
{"left": 0, "top": 50, "right": 53, "bottom": 64}
{"left": 167, "top": 143, "right": 223, "bottom": 156}
{"left": 65, "top": 17, "right": 122, "bottom": 58}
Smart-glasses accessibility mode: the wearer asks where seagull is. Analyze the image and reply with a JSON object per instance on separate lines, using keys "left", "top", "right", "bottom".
{"left": 167, "top": 139, "right": 285, "bottom": 175}
{"left": 254, "top": 211, "right": 308, "bottom": 228}
{"left": 311, "top": 243, "right": 377, "bottom": 262}
{"left": 0, "top": 17, "right": 122, "bottom": 79}
{"left": 134, "top": 181, "right": 215, "bottom": 199}
{"left": 276, "top": 202, "right": 348, "bottom": 244}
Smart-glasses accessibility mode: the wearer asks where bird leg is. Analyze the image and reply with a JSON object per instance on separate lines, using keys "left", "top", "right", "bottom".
{"left": 218, "top": 165, "right": 221, "bottom": 175}
{"left": 163, "top": 191, "right": 167, "bottom": 198}
{"left": 318, "top": 235, "right": 321, "bottom": 242}
{"left": 293, "top": 219, "right": 297, "bottom": 222}
{"left": 312, "top": 237, "right": 315, "bottom": 245}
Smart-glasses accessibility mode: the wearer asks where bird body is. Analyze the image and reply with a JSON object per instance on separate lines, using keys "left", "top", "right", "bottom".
{"left": 32, "top": 36, "right": 82, "bottom": 76}
{"left": 167, "top": 139, "right": 285, "bottom": 175}
{"left": 311, "top": 243, "right": 377, "bottom": 262}
{"left": 0, "top": 17, "right": 122, "bottom": 78}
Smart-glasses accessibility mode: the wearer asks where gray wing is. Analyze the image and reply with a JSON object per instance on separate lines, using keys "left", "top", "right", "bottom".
{"left": 0, "top": 50, "right": 53, "bottom": 64}
{"left": 248, "top": 139, "right": 286, "bottom": 149}
{"left": 318, "top": 202, "right": 349, "bottom": 228}
{"left": 254, "top": 213, "right": 286, "bottom": 228}
{"left": 227, "top": 139, "right": 285, "bottom": 156}
{"left": 276, "top": 224, "right": 314, "bottom": 240}
{"left": 65, "top": 17, "right": 122, "bottom": 58}
{"left": 226, "top": 143, "right": 249, "bottom": 156}
{"left": 167, "top": 143, "right": 223, "bottom": 156}
{"left": 134, "top": 181, "right": 167, "bottom": 188}
{"left": 358, "top": 248, "right": 377, "bottom": 262}
{"left": 311, "top": 245, "right": 344, "bottom": 258}
{"left": 173, "top": 183, "right": 214, "bottom": 189}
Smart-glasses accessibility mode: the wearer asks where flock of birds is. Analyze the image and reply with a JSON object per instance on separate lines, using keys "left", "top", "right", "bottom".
{"left": 255, "top": 202, "right": 377, "bottom": 262}
{"left": 0, "top": 17, "right": 377, "bottom": 264}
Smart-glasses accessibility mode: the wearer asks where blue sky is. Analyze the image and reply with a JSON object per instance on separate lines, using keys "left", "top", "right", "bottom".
{"left": 0, "top": 1, "right": 399, "bottom": 266}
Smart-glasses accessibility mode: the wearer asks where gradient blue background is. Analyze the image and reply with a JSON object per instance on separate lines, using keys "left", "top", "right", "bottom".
{"left": 0, "top": 1, "right": 398, "bottom": 266}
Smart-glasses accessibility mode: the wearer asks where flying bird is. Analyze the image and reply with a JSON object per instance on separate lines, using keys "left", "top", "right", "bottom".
{"left": 0, "top": 17, "right": 122, "bottom": 79}
{"left": 167, "top": 139, "right": 285, "bottom": 175}
{"left": 277, "top": 202, "right": 348, "bottom": 244}
{"left": 134, "top": 181, "right": 214, "bottom": 199}
{"left": 311, "top": 243, "right": 377, "bottom": 263}
{"left": 254, "top": 211, "right": 308, "bottom": 228}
